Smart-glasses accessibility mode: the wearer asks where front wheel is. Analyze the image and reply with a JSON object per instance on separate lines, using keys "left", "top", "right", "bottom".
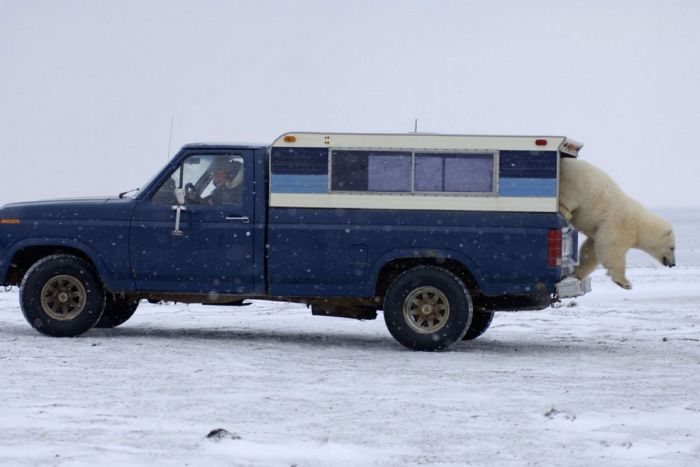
{"left": 383, "top": 266, "right": 473, "bottom": 351}
{"left": 20, "top": 254, "right": 105, "bottom": 337}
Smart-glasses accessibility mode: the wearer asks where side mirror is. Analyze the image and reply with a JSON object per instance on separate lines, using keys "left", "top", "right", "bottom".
{"left": 172, "top": 188, "right": 187, "bottom": 236}
{"left": 174, "top": 188, "right": 185, "bottom": 206}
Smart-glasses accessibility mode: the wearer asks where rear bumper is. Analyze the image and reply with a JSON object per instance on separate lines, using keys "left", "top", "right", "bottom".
{"left": 555, "top": 276, "right": 592, "bottom": 298}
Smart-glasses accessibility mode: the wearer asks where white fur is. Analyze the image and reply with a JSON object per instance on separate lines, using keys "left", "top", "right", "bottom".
{"left": 559, "top": 158, "right": 676, "bottom": 289}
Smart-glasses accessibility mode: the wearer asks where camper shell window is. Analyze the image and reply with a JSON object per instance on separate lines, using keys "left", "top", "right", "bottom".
{"left": 330, "top": 148, "right": 497, "bottom": 195}
{"left": 331, "top": 150, "right": 412, "bottom": 192}
{"left": 415, "top": 152, "right": 494, "bottom": 193}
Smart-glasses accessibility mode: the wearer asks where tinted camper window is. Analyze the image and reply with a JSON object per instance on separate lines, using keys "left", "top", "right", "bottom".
{"left": 332, "top": 150, "right": 412, "bottom": 192}
{"left": 415, "top": 153, "right": 494, "bottom": 193}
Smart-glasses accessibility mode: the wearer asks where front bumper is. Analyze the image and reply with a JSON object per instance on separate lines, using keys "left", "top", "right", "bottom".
{"left": 555, "top": 276, "right": 592, "bottom": 299}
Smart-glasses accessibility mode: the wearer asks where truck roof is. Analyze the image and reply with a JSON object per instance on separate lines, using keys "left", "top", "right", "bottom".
{"left": 181, "top": 132, "right": 584, "bottom": 157}
{"left": 181, "top": 142, "right": 267, "bottom": 150}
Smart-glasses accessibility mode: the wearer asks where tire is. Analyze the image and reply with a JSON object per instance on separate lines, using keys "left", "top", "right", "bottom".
{"left": 383, "top": 266, "right": 473, "bottom": 351}
{"left": 19, "top": 254, "right": 105, "bottom": 337}
{"left": 462, "top": 311, "right": 494, "bottom": 340}
{"left": 95, "top": 295, "right": 139, "bottom": 328}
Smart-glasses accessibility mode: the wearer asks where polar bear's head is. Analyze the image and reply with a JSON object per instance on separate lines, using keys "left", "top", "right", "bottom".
{"left": 645, "top": 225, "right": 676, "bottom": 268}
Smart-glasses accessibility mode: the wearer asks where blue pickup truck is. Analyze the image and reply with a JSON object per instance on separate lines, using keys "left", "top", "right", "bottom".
{"left": 0, "top": 132, "right": 590, "bottom": 350}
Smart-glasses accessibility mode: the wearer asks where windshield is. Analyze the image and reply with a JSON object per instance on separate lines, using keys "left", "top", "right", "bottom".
{"left": 121, "top": 160, "right": 175, "bottom": 198}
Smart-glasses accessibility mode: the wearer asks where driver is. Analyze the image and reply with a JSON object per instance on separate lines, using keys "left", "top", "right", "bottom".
{"left": 201, "top": 166, "right": 243, "bottom": 206}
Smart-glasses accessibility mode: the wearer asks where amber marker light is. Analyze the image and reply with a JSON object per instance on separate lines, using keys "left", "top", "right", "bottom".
{"left": 283, "top": 135, "right": 297, "bottom": 143}
{"left": 0, "top": 219, "right": 20, "bottom": 224}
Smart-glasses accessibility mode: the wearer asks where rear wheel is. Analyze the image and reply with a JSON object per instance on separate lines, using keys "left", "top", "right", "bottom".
{"left": 20, "top": 254, "right": 105, "bottom": 337}
{"left": 462, "top": 311, "right": 494, "bottom": 340}
{"left": 95, "top": 295, "right": 139, "bottom": 328}
{"left": 383, "top": 266, "right": 472, "bottom": 351}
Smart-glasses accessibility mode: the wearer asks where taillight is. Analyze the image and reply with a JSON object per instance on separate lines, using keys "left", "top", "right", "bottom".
{"left": 548, "top": 229, "right": 562, "bottom": 267}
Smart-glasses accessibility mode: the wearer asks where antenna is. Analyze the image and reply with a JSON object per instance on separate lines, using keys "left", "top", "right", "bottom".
{"left": 414, "top": 118, "right": 418, "bottom": 133}
{"left": 167, "top": 115, "right": 175, "bottom": 159}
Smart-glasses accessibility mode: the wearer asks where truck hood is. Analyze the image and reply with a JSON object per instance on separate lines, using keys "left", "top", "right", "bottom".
{"left": 0, "top": 196, "right": 136, "bottom": 221}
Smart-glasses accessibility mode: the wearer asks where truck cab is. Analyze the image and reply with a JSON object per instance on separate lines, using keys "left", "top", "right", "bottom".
{"left": 0, "top": 132, "right": 590, "bottom": 350}
{"left": 129, "top": 144, "right": 268, "bottom": 295}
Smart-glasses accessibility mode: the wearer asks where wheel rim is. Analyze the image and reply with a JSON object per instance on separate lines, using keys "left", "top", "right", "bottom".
{"left": 40, "top": 275, "right": 87, "bottom": 321}
{"left": 403, "top": 286, "right": 450, "bottom": 334}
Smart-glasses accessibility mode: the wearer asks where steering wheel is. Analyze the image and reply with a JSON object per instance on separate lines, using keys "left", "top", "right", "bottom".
{"left": 184, "top": 183, "right": 201, "bottom": 204}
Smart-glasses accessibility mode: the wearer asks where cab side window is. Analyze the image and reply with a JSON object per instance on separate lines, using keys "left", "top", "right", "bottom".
{"left": 151, "top": 154, "right": 245, "bottom": 206}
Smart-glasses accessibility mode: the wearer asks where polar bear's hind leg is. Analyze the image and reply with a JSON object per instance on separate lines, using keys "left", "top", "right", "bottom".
{"left": 574, "top": 237, "right": 599, "bottom": 280}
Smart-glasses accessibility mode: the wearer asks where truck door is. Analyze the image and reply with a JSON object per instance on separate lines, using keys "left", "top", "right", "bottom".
{"left": 129, "top": 150, "right": 255, "bottom": 294}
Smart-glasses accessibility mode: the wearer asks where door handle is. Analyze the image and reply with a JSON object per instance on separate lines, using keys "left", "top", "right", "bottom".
{"left": 225, "top": 216, "right": 250, "bottom": 223}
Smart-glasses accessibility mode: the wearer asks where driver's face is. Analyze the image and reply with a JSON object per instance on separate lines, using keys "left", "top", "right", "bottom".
{"left": 213, "top": 170, "right": 228, "bottom": 187}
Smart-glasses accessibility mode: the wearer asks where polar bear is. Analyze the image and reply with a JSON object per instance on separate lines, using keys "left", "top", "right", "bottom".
{"left": 558, "top": 158, "right": 676, "bottom": 289}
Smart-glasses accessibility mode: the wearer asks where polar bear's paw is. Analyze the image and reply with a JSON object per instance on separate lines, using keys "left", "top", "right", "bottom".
{"left": 613, "top": 278, "right": 633, "bottom": 290}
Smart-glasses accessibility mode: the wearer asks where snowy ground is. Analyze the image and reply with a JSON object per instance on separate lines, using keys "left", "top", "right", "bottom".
{"left": 1, "top": 264, "right": 699, "bottom": 467}
{"left": 1, "top": 208, "right": 698, "bottom": 466}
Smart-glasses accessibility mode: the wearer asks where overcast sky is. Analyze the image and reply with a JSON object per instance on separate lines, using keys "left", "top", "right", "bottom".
{"left": 1, "top": 0, "right": 699, "bottom": 208}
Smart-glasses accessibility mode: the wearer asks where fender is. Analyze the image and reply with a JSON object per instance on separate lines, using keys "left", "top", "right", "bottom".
{"left": 1, "top": 237, "right": 135, "bottom": 292}
{"left": 369, "top": 247, "right": 485, "bottom": 292}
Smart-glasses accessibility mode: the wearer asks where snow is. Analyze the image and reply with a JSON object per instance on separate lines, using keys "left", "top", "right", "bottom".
{"left": 1, "top": 209, "right": 699, "bottom": 466}
{"left": 1, "top": 265, "right": 699, "bottom": 466}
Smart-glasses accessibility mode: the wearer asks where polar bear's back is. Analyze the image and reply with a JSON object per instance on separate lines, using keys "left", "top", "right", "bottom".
{"left": 559, "top": 157, "right": 627, "bottom": 235}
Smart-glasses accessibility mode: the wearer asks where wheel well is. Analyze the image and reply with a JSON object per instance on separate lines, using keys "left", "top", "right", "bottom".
{"left": 4, "top": 246, "right": 96, "bottom": 286}
{"left": 374, "top": 258, "right": 481, "bottom": 301}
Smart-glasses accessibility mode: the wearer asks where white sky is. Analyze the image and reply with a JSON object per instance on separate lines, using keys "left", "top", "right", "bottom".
{"left": 1, "top": 0, "right": 699, "bottom": 208}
